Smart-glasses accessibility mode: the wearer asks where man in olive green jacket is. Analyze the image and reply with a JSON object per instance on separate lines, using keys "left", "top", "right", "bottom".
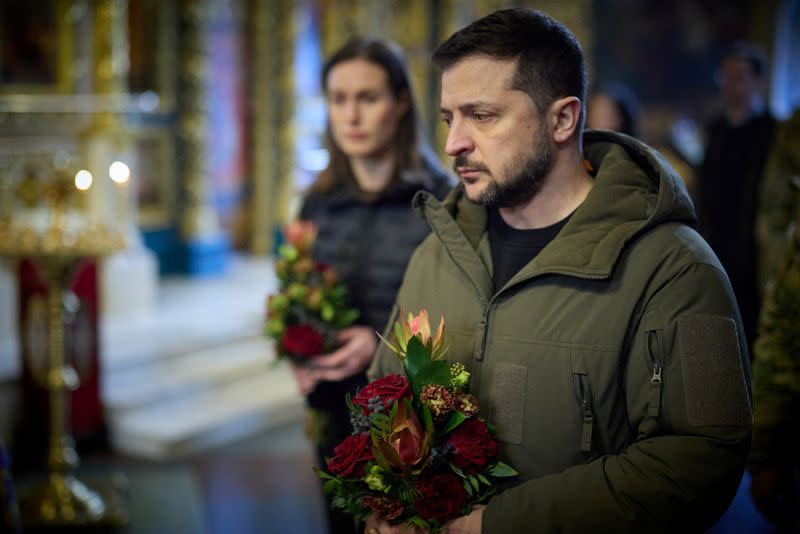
{"left": 366, "top": 8, "right": 752, "bottom": 534}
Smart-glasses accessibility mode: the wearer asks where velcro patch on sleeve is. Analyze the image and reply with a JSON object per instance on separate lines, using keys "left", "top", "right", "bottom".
{"left": 489, "top": 362, "right": 527, "bottom": 444}
{"left": 678, "top": 314, "right": 752, "bottom": 427}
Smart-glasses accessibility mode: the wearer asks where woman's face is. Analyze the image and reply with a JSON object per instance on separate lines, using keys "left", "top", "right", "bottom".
{"left": 326, "top": 58, "right": 408, "bottom": 159}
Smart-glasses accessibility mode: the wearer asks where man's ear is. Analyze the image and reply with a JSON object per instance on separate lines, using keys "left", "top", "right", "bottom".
{"left": 549, "top": 96, "right": 582, "bottom": 143}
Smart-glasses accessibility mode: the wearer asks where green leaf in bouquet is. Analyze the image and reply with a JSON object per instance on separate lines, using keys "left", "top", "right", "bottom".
{"left": 404, "top": 336, "right": 430, "bottom": 379}
{"left": 477, "top": 473, "right": 490, "bottom": 486}
{"left": 323, "top": 478, "right": 341, "bottom": 495}
{"left": 411, "top": 360, "right": 451, "bottom": 398}
{"left": 488, "top": 461, "right": 519, "bottom": 477}
{"left": 371, "top": 440, "right": 393, "bottom": 471}
{"left": 436, "top": 410, "right": 467, "bottom": 437}
{"left": 421, "top": 403, "right": 434, "bottom": 436}
{"left": 407, "top": 517, "right": 430, "bottom": 531}
{"left": 370, "top": 412, "right": 390, "bottom": 432}
{"left": 398, "top": 483, "right": 417, "bottom": 503}
{"left": 449, "top": 462, "right": 465, "bottom": 478}
{"left": 264, "top": 318, "right": 285, "bottom": 338}
{"left": 278, "top": 243, "right": 298, "bottom": 261}
{"left": 345, "top": 393, "right": 357, "bottom": 414}
{"left": 327, "top": 284, "right": 347, "bottom": 300}
{"left": 473, "top": 486, "right": 496, "bottom": 504}
{"left": 462, "top": 478, "right": 473, "bottom": 496}
{"left": 394, "top": 321, "right": 406, "bottom": 350}
{"left": 313, "top": 467, "right": 334, "bottom": 480}
{"left": 333, "top": 308, "right": 360, "bottom": 328}
{"left": 469, "top": 476, "right": 480, "bottom": 492}
{"left": 331, "top": 494, "right": 349, "bottom": 510}
{"left": 321, "top": 302, "right": 335, "bottom": 322}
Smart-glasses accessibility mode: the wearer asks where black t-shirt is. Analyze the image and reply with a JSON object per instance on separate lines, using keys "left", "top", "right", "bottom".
{"left": 488, "top": 207, "right": 571, "bottom": 292}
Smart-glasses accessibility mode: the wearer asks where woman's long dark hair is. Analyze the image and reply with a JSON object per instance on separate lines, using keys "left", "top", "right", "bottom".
{"left": 309, "top": 37, "right": 425, "bottom": 195}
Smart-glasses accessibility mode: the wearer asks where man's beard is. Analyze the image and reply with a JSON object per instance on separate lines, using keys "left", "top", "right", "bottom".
{"left": 455, "top": 131, "right": 553, "bottom": 209}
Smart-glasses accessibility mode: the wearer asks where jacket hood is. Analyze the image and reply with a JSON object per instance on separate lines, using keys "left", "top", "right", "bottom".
{"left": 413, "top": 130, "right": 696, "bottom": 280}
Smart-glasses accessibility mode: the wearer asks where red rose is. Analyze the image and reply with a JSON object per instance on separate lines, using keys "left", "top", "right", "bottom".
{"left": 446, "top": 418, "right": 498, "bottom": 474}
{"left": 281, "top": 324, "right": 324, "bottom": 357}
{"left": 326, "top": 433, "right": 373, "bottom": 478}
{"left": 352, "top": 374, "right": 411, "bottom": 413}
{"left": 413, "top": 473, "right": 468, "bottom": 524}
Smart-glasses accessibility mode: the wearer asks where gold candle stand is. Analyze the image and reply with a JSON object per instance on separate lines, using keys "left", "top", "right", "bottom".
{"left": 0, "top": 203, "right": 128, "bottom": 528}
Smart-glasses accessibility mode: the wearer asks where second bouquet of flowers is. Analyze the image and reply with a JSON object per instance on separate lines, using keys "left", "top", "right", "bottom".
{"left": 264, "top": 221, "right": 359, "bottom": 364}
{"left": 315, "top": 310, "right": 518, "bottom": 532}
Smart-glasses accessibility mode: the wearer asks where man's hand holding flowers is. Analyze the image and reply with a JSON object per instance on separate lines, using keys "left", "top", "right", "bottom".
{"left": 365, "top": 505, "right": 485, "bottom": 534}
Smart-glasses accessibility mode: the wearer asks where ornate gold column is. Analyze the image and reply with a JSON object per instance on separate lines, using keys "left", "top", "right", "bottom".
{"left": 91, "top": 0, "right": 128, "bottom": 127}
{"left": 178, "top": 0, "right": 221, "bottom": 241}
{"left": 320, "top": 0, "right": 359, "bottom": 57}
{"left": 433, "top": 0, "right": 461, "bottom": 157}
{"left": 83, "top": 0, "right": 130, "bottom": 229}
{"left": 248, "top": 0, "right": 296, "bottom": 255}
{"left": 390, "top": 0, "right": 435, "bottom": 139}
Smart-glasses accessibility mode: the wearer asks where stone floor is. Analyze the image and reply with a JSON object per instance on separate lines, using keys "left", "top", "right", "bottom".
{"left": 3, "top": 379, "right": 328, "bottom": 534}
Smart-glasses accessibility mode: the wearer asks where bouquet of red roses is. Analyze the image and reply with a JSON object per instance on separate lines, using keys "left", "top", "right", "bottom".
{"left": 264, "top": 221, "right": 359, "bottom": 364}
{"left": 315, "top": 310, "right": 518, "bottom": 532}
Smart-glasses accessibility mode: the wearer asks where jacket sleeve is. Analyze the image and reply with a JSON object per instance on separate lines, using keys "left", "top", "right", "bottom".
{"left": 483, "top": 262, "right": 753, "bottom": 533}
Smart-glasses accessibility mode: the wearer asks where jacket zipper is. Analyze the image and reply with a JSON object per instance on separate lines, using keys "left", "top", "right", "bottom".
{"left": 645, "top": 328, "right": 664, "bottom": 417}
{"left": 572, "top": 372, "right": 595, "bottom": 454}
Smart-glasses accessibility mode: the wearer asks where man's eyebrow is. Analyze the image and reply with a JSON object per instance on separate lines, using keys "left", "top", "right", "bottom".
{"left": 440, "top": 101, "right": 497, "bottom": 115}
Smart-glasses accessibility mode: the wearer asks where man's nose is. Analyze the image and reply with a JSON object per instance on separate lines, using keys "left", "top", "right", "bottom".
{"left": 444, "top": 119, "right": 473, "bottom": 157}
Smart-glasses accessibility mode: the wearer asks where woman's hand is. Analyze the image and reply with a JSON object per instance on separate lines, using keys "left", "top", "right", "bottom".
{"left": 289, "top": 364, "right": 318, "bottom": 396}
{"left": 308, "top": 326, "right": 377, "bottom": 384}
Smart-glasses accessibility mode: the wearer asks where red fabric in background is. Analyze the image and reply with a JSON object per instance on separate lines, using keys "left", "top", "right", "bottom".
{"left": 18, "top": 258, "right": 104, "bottom": 440}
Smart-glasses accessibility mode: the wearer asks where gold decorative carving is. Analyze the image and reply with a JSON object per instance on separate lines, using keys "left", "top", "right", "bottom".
{"left": 178, "top": 0, "right": 221, "bottom": 240}
{"left": 320, "top": 0, "right": 359, "bottom": 57}
{"left": 90, "top": 0, "right": 129, "bottom": 133}
{"left": 249, "top": 0, "right": 296, "bottom": 255}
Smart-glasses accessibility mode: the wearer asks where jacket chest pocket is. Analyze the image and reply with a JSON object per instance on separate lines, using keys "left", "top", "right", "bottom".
{"left": 483, "top": 338, "right": 625, "bottom": 477}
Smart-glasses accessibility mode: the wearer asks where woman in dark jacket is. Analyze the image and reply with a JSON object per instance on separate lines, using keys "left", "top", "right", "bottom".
{"left": 291, "top": 37, "right": 450, "bottom": 534}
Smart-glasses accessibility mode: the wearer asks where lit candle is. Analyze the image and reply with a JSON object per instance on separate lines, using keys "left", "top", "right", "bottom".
{"left": 109, "top": 160, "right": 131, "bottom": 243}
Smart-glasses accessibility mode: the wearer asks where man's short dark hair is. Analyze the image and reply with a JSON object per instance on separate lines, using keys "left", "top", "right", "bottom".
{"left": 433, "top": 8, "right": 587, "bottom": 127}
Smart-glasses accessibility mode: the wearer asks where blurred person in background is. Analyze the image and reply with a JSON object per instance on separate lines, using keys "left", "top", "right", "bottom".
{"left": 587, "top": 82, "right": 696, "bottom": 195}
{"left": 586, "top": 82, "right": 641, "bottom": 137}
{"left": 695, "top": 42, "right": 777, "bottom": 358}
{"left": 756, "top": 108, "right": 800, "bottom": 290}
{"left": 748, "top": 108, "right": 800, "bottom": 532}
{"left": 289, "top": 37, "right": 451, "bottom": 534}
